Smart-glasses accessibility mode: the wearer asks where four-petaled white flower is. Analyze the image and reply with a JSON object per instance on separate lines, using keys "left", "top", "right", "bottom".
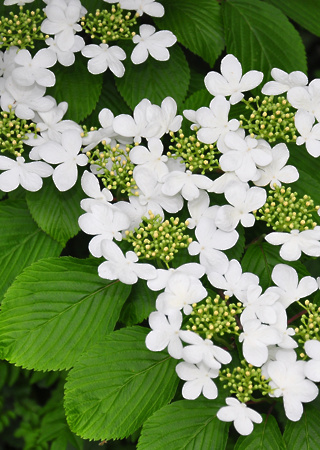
{"left": 205, "top": 54, "right": 263, "bottom": 104}
{"left": 82, "top": 44, "right": 126, "bottom": 76}
{"left": 131, "top": 25, "right": 176, "bottom": 64}
{"left": 217, "top": 397, "right": 263, "bottom": 435}
{"left": 176, "top": 361, "right": 219, "bottom": 400}
{"left": 261, "top": 68, "right": 308, "bottom": 95}
{"left": 295, "top": 109, "right": 320, "bottom": 158}
{"left": 304, "top": 340, "right": 320, "bottom": 382}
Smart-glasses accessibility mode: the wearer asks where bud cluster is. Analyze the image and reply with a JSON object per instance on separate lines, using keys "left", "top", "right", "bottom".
{"left": 184, "top": 295, "right": 242, "bottom": 340}
{"left": 219, "top": 359, "right": 272, "bottom": 403}
{"left": 0, "top": 109, "right": 38, "bottom": 157}
{"left": 295, "top": 300, "right": 320, "bottom": 343}
{"left": 240, "top": 95, "right": 297, "bottom": 143}
{"left": 256, "top": 185, "right": 319, "bottom": 232}
{"left": 168, "top": 131, "right": 219, "bottom": 174}
{"left": 86, "top": 141, "right": 136, "bottom": 195}
{"left": 0, "top": 8, "right": 46, "bottom": 49}
{"left": 80, "top": 6, "right": 137, "bottom": 44}
{"left": 124, "top": 212, "right": 192, "bottom": 264}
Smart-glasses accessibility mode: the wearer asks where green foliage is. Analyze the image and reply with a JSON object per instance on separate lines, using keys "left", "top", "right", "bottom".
{"left": 0, "top": 199, "right": 62, "bottom": 301}
{"left": 119, "top": 279, "right": 158, "bottom": 326}
{"left": 26, "top": 177, "right": 84, "bottom": 247}
{"left": 64, "top": 327, "right": 179, "bottom": 441}
{"left": 138, "top": 397, "right": 229, "bottom": 450}
{"left": 235, "top": 414, "right": 286, "bottom": 449}
{"left": 116, "top": 44, "right": 190, "bottom": 109}
{"left": 154, "top": 0, "right": 225, "bottom": 66}
{"left": 0, "top": 257, "right": 131, "bottom": 371}
{"left": 283, "top": 404, "right": 320, "bottom": 449}
{"left": 48, "top": 56, "right": 103, "bottom": 123}
{"left": 222, "top": 0, "right": 307, "bottom": 78}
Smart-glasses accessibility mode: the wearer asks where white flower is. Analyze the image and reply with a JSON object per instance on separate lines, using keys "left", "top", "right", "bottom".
{"left": 0, "top": 156, "right": 53, "bottom": 192}
{"left": 217, "top": 397, "right": 263, "bottom": 435}
{"left": 145, "top": 310, "right": 185, "bottom": 359}
{"left": 208, "top": 259, "right": 259, "bottom": 302}
{"left": 295, "top": 110, "right": 320, "bottom": 158}
{"left": 181, "top": 332, "right": 232, "bottom": 370}
{"left": 186, "top": 190, "right": 219, "bottom": 229}
{"left": 45, "top": 35, "right": 85, "bottom": 67}
{"left": 80, "top": 170, "right": 113, "bottom": 212}
{"left": 261, "top": 68, "right": 308, "bottom": 95}
{"left": 113, "top": 99, "right": 151, "bottom": 143}
{"left": 176, "top": 361, "right": 219, "bottom": 400}
{"left": 161, "top": 170, "right": 213, "bottom": 201}
{"left": 4, "top": 0, "right": 34, "bottom": 4}
{"left": 287, "top": 79, "right": 320, "bottom": 122}
{"left": 130, "top": 138, "right": 169, "bottom": 181}
{"left": 304, "top": 340, "right": 320, "bottom": 382}
{"left": 240, "top": 285, "right": 280, "bottom": 325}
{"left": 131, "top": 25, "right": 176, "bottom": 65}
{"left": 38, "top": 129, "right": 87, "bottom": 191}
{"left": 269, "top": 264, "right": 318, "bottom": 308}
{"left": 204, "top": 54, "right": 263, "bottom": 104}
{"left": 12, "top": 49, "right": 57, "bottom": 87}
{"left": 239, "top": 319, "right": 281, "bottom": 366}
{"left": 215, "top": 183, "right": 266, "bottom": 232}
{"left": 81, "top": 44, "right": 126, "bottom": 76}
{"left": 147, "top": 262, "right": 205, "bottom": 291}
{"left": 98, "top": 240, "right": 156, "bottom": 284}
{"left": 254, "top": 143, "right": 299, "bottom": 188}
{"left": 267, "top": 350, "right": 318, "bottom": 421}
{"left": 116, "top": 0, "right": 165, "bottom": 17}
{"left": 265, "top": 227, "right": 320, "bottom": 261}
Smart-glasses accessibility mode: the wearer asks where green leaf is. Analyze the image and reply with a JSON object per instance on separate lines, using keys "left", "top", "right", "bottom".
{"left": 265, "top": 0, "right": 320, "bottom": 37}
{"left": 48, "top": 56, "right": 103, "bottom": 123}
{"left": 154, "top": 0, "right": 224, "bottom": 66}
{"left": 64, "top": 326, "right": 179, "bottom": 441}
{"left": 222, "top": 0, "right": 307, "bottom": 79}
{"left": 241, "top": 242, "right": 310, "bottom": 290}
{"left": 116, "top": 44, "right": 190, "bottom": 110}
{"left": 283, "top": 404, "right": 320, "bottom": 449}
{"left": 80, "top": 0, "right": 106, "bottom": 13}
{"left": 225, "top": 224, "right": 245, "bottom": 261}
{"left": 26, "top": 177, "right": 83, "bottom": 247}
{"left": 0, "top": 257, "right": 131, "bottom": 371}
{"left": 0, "top": 199, "right": 62, "bottom": 300}
{"left": 138, "top": 397, "right": 229, "bottom": 450}
{"left": 83, "top": 71, "right": 132, "bottom": 127}
{"left": 183, "top": 89, "right": 212, "bottom": 112}
{"left": 235, "top": 414, "right": 286, "bottom": 449}
{"left": 119, "top": 279, "right": 157, "bottom": 326}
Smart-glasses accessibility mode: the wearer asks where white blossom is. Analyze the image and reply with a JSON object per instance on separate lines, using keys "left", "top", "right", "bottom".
{"left": 295, "top": 109, "right": 320, "bottom": 158}
{"left": 176, "top": 361, "right": 219, "bottom": 400}
{"left": 217, "top": 397, "right": 263, "bottom": 435}
{"left": 131, "top": 25, "right": 176, "bottom": 64}
{"left": 261, "top": 68, "right": 308, "bottom": 96}
{"left": 304, "top": 340, "right": 320, "bottom": 382}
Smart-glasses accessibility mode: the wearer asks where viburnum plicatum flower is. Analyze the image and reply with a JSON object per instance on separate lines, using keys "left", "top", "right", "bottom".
{"left": 186, "top": 190, "right": 219, "bottom": 229}
{"left": 261, "top": 68, "right": 308, "bottom": 95}
{"left": 147, "top": 262, "right": 205, "bottom": 291}
{"left": 155, "top": 272, "right": 207, "bottom": 315}
{"left": 80, "top": 170, "right": 113, "bottom": 212}
{"left": 81, "top": 44, "right": 126, "bottom": 76}
{"left": 38, "top": 129, "right": 87, "bottom": 191}
{"left": 113, "top": 99, "right": 151, "bottom": 143}
{"left": 143, "top": 96, "right": 182, "bottom": 139}
{"left": 269, "top": 264, "right": 318, "bottom": 309}
{"left": 304, "top": 340, "right": 320, "bottom": 382}
{"left": 12, "top": 49, "right": 57, "bottom": 87}
{"left": 120, "top": 0, "right": 164, "bottom": 17}
{"left": 220, "top": 131, "right": 272, "bottom": 182}
{"left": 185, "top": 95, "right": 239, "bottom": 152}
{"left": 98, "top": 240, "right": 156, "bottom": 284}
{"left": 131, "top": 25, "right": 176, "bottom": 65}
{"left": 4, "top": 0, "right": 34, "bottom": 4}
{"left": 254, "top": 143, "right": 299, "bottom": 188}
{"left": 240, "top": 285, "right": 280, "bottom": 325}
{"left": 145, "top": 310, "right": 187, "bottom": 359}
{"left": 265, "top": 227, "right": 320, "bottom": 261}
{"left": 215, "top": 183, "right": 267, "bottom": 232}
{"left": 267, "top": 349, "right": 318, "bottom": 421}
{"left": 181, "top": 332, "right": 232, "bottom": 370}
{"left": 217, "top": 397, "right": 263, "bottom": 435}
{"left": 0, "top": 156, "right": 53, "bottom": 192}
{"left": 78, "top": 203, "right": 130, "bottom": 257}
{"left": 204, "top": 54, "right": 263, "bottom": 104}
{"left": 45, "top": 35, "right": 85, "bottom": 67}
{"left": 287, "top": 79, "right": 320, "bottom": 121}
{"left": 272, "top": 303, "right": 297, "bottom": 349}
{"left": 130, "top": 138, "right": 169, "bottom": 181}
{"left": 175, "top": 361, "right": 219, "bottom": 400}
{"left": 239, "top": 319, "right": 281, "bottom": 366}
{"left": 295, "top": 109, "right": 320, "bottom": 158}
{"left": 207, "top": 259, "right": 259, "bottom": 303}
{"left": 161, "top": 170, "right": 213, "bottom": 201}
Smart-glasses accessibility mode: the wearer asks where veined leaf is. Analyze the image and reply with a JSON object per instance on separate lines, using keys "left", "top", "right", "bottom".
{"left": 0, "top": 199, "right": 62, "bottom": 300}
{"left": 138, "top": 397, "right": 229, "bottom": 450}
{"left": 26, "top": 177, "right": 83, "bottom": 247}
{"left": 48, "top": 56, "right": 103, "bottom": 123}
{"left": 119, "top": 279, "right": 157, "bottom": 326}
{"left": 241, "top": 242, "right": 310, "bottom": 290}
{"left": 0, "top": 257, "right": 131, "bottom": 371}
{"left": 222, "top": 0, "right": 307, "bottom": 79}
{"left": 116, "top": 44, "right": 190, "bottom": 110}
{"left": 283, "top": 404, "right": 320, "bottom": 449}
{"left": 154, "top": 0, "right": 224, "bottom": 66}
{"left": 235, "top": 414, "right": 286, "bottom": 449}
{"left": 265, "top": 0, "right": 320, "bottom": 37}
{"left": 64, "top": 326, "right": 178, "bottom": 441}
